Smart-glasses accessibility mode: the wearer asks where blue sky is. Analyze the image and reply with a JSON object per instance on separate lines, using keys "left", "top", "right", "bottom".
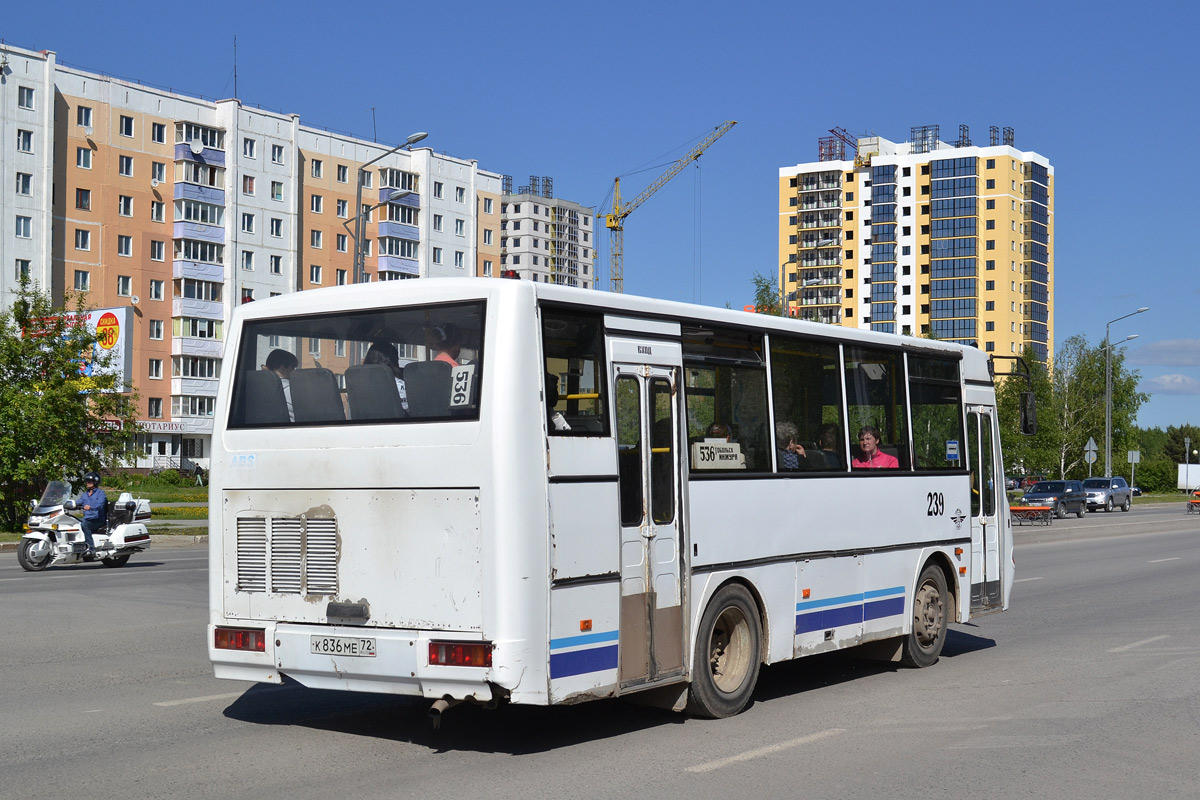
{"left": 9, "top": 0, "right": 1198, "bottom": 429}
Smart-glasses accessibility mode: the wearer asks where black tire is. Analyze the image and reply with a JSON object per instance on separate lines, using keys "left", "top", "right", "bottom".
{"left": 1056, "top": 502, "right": 1066, "bottom": 519}
{"left": 1076, "top": 503, "right": 1085, "bottom": 519}
{"left": 686, "top": 583, "right": 762, "bottom": 719}
{"left": 101, "top": 554, "right": 131, "bottom": 567}
{"left": 901, "top": 565, "right": 949, "bottom": 668}
{"left": 17, "top": 539, "right": 54, "bottom": 572}
{"left": 1105, "top": 497, "right": 1113, "bottom": 512}
{"left": 1121, "top": 496, "right": 1131, "bottom": 512}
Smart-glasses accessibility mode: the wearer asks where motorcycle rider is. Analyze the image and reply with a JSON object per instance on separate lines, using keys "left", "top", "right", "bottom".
{"left": 76, "top": 471, "right": 108, "bottom": 560}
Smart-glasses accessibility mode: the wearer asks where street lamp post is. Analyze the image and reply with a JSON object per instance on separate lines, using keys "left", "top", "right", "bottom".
{"left": 352, "top": 131, "right": 428, "bottom": 283}
{"left": 1104, "top": 306, "right": 1148, "bottom": 478}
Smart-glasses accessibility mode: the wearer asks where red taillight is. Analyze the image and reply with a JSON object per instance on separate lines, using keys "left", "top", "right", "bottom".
{"left": 428, "top": 641, "right": 492, "bottom": 667}
{"left": 214, "top": 627, "right": 266, "bottom": 652}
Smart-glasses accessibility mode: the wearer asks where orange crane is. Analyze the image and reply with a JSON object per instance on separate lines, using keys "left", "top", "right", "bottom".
{"left": 604, "top": 121, "right": 737, "bottom": 293}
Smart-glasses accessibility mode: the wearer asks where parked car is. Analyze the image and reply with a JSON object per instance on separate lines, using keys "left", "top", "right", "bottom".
{"left": 1131, "top": 486, "right": 1142, "bottom": 497}
{"left": 1020, "top": 475, "right": 1047, "bottom": 489}
{"left": 1005, "top": 476, "right": 1021, "bottom": 491}
{"left": 1022, "top": 480, "right": 1088, "bottom": 518}
{"left": 1082, "top": 476, "right": 1132, "bottom": 512}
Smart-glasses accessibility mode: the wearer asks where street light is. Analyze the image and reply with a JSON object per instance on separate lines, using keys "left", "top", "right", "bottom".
{"left": 1104, "top": 306, "right": 1148, "bottom": 477}
{"left": 352, "top": 131, "right": 428, "bottom": 283}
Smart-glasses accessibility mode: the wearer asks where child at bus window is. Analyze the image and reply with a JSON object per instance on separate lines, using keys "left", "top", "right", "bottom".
{"left": 431, "top": 324, "right": 462, "bottom": 367}
{"left": 364, "top": 342, "right": 410, "bottom": 414}
{"left": 262, "top": 348, "right": 298, "bottom": 422}
{"left": 852, "top": 425, "right": 899, "bottom": 469}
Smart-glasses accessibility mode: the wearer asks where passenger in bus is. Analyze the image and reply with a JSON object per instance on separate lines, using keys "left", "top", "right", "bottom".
{"left": 364, "top": 342, "right": 410, "bottom": 414}
{"left": 852, "top": 425, "right": 899, "bottom": 469}
{"left": 774, "top": 421, "right": 804, "bottom": 470}
{"left": 545, "top": 371, "right": 571, "bottom": 431}
{"left": 810, "top": 423, "right": 844, "bottom": 470}
{"left": 262, "top": 348, "right": 298, "bottom": 422}
{"left": 705, "top": 422, "right": 731, "bottom": 441}
{"left": 431, "top": 324, "right": 462, "bottom": 367}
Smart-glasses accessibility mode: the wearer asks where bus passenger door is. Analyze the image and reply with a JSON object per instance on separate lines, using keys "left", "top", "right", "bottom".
{"left": 966, "top": 408, "right": 1003, "bottom": 612}
{"left": 612, "top": 352, "right": 686, "bottom": 689}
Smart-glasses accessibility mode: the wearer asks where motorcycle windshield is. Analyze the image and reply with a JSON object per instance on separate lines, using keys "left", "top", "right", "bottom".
{"left": 38, "top": 481, "right": 74, "bottom": 507}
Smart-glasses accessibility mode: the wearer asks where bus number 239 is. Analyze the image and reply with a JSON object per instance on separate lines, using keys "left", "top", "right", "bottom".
{"left": 926, "top": 492, "right": 945, "bottom": 517}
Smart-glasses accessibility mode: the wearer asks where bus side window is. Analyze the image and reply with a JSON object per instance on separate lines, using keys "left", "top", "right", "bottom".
{"left": 541, "top": 306, "right": 608, "bottom": 436}
{"left": 844, "top": 346, "right": 911, "bottom": 471}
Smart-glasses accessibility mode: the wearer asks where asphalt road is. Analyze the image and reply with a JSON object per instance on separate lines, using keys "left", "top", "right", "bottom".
{"left": 1, "top": 515, "right": 1197, "bottom": 800}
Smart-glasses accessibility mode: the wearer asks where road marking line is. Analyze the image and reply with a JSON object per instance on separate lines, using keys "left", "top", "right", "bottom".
{"left": 1148, "top": 558, "right": 1180, "bottom": 563}
{"left": 1014, "top": 577, "right": 1044, "bottom": 583}
{"left": 0, "top": 567, "right": 202, "bottom": 583}
{"left": 686, "top": 728, "right": 845, "bottom": 773}
{"left": 1109, "top": 635, "right": 1169, "bottom": 653}
{"left": 154, "top": 692, "right": 244, "bottom": 708}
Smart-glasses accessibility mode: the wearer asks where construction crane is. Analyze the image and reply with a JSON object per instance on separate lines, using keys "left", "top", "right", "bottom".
{"left": 604, "top": 121, "right": 737, "bottom": 293}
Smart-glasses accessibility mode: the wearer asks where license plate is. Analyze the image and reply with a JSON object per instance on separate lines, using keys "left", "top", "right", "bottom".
{"left": 310, "top": 635, "right": 376, "bottom": 657}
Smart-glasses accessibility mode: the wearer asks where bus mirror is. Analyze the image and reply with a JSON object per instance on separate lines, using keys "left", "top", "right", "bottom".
{"left": 1019, "top": 391, "right": 1037, "bottom": 436}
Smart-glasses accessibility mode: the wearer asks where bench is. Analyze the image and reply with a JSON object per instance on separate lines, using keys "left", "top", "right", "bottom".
{"left": 1010, "top": 505, "right": 1053, "bottom": 526}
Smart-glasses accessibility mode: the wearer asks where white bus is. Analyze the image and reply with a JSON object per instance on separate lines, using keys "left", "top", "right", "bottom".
{"left": 209, "top": 278, "right": 1017, "bottom": 718}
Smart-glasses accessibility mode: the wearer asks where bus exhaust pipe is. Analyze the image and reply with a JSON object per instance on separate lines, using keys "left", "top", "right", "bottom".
{"left": 429, "top": 697, "right": 460, "bottom": 729}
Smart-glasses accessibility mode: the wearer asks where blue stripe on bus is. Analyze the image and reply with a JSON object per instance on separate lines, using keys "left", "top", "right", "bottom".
{"left": 550, "top": 629, "right": 619, "bottom": 650}
{"left": 549, "top": 644, "right": 619, "bottom": 679}
{"left": 795, "top": 586, "right": 906, "bottom": 634}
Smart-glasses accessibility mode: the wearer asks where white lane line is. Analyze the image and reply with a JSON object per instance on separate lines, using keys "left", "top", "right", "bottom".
{"left": 1014, "top": 577, "right": 1044, "bottom": 583}
{"left": 154, "top": 691, "right": 245, "bottom": 708}
{"left": 1148, "top": 558, "right": 1180, "bottom": 563}
{"left": 0, "top": 567, "right": 202, "bottom": 583}
{"left": 1109, "top": 635, "right": 1169, "bottom": 653}
{"left": 686, "top": 728, "right": 845, "bottom": 773}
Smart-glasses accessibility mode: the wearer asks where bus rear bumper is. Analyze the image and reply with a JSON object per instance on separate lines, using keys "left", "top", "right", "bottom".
{"left": 209, "top": 622, "right": 495, "bottom": 703}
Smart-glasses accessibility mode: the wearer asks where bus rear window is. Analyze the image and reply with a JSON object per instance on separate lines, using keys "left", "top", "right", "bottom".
{"left": 228, "top": 301, "right": 485, "bottom": 427}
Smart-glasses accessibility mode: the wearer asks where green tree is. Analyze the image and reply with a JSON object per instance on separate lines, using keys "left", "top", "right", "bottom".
{"left": 996, "top": 335, "right": 1146, "bottom": 481}
{"left": 750, "top": 271, "right": 784, "bottom": 316}
{"left": 0, "top": 278, "right": 141, "bottom": 530}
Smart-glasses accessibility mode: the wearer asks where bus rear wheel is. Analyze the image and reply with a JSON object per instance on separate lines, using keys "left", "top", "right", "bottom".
{"left": 901, "top": 565, "right": 948, "bottom": 668}
{"left": 686, "top": 583, "right": 762, "bottom": 718}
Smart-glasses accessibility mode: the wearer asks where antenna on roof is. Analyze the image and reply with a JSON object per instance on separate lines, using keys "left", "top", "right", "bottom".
{"left": 233, "top": 36, "right": 238, "bottom": 99}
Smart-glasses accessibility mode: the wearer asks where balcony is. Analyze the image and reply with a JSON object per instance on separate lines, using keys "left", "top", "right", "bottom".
{"left": 174, "top": 182, "right": 224, "bottom": 205}
{"left": 800, "top": 237, "right": 842, "bottom": 249}
{"left": 173, "top": 221, "right": 225, "bottom": 244}
{"left": 171, "top": 377, "right": 218, "bottom": 397}
{"left": 378, "top": 221, "right": 419, "bottom": 240}
{"left": 379, "top": 188, "right": 420, "bottom": 207}
{"left": 174, "top": 144, "right": 225, "bottom": 167}
{"left": 172, "top": 260, "right": 224, "bottom": 282}
{"left": 172, "top": 337, "right": 224, "bottom": 358}
{"left": 172, "top": 297, "right": 223, "bottom": 320}
{"left": 378, "top": 255, "right": 419, "bottom": 276}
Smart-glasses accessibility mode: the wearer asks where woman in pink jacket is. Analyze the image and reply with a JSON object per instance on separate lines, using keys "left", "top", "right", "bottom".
{"left": 852, "top": 425, "right": 899, "bottom": 469}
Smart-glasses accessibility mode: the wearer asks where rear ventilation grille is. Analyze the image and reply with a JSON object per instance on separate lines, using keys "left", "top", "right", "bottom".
{"left": 235, "top": 515, "right": 339, "bottom": 595}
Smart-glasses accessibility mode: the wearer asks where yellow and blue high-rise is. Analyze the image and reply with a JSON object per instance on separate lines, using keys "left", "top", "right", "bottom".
{"left": 778, "top": 126, "right": 1053, "bottom": 362}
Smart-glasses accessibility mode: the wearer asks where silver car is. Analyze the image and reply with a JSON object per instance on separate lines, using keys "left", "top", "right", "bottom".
{"left": 1082, "top": 476, "right": 1132, "bottom": 512}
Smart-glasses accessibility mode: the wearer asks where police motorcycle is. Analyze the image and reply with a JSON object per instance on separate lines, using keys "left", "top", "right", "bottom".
{"left": 18, "top": 478, "right": 152, "bottom": 571}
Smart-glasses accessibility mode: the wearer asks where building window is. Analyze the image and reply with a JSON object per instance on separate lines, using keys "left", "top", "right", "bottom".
{"left": 310, "top": 230, "right": 322, "bottom": 249}
{"left": 147, "top": 359, "right": 163, "bottom": 380}
{"left": 433, "top": 181, "right": 444, "bottom": 199}
{"left": 149, "top": 319, "right": 163, "bottom": 340}
{"left": 152, "top": 122, "right": 166, "bottom": 144}
{"left": 241, "top": 213, "right": 255, "bottom": 233}
{"left": 986, "top": 219, "right": 995, "bottom": 230}
{"left": 310, "top": 264, "right": 322, "bottom": 284}
{"left": 336, "top": 268, "right": 347, "bottom": 286}
{"left": 266, "top": 218, "right": 280, "bottom": 238}
{"left": 337, "top": 164, "right": 348, "bottom": 183}
{"left": 483, "top": 229, "right": 493, "bottom": 245}
{"left": 151, "top": 161, "right": 166, "bottom": 183}
{"left": 484, "top": 198, "right": 494, "bottom": 214}
{"left": 75, "top": 229, "right": 91, "bottom": 250}
{"left": 119, "top": 116, "right": 134, "bottom": 137}
{"left": 118, "top": 195, "right": 133, "bottom": 216}
{"left": 15, "top": 216, "right": 32, "bottom": 238}
{"left": 986, "top": 179, "right": 996, "bottom": 189}
{"left": 115, "top": 275, "right": 132, "bottom": 297}
{"left": 271, "top": 181, "right": 283, "bottom": 201}
{"left": 433, "top": 247, "right": 443, "bottom": 264}
{"left": 242, "top": 175, "right": 255, "bottom": 196}
{"left": 16, "top": 129, "right": 33, "bottom": 153}
{"left": 119, "top": 155, "right": 133, "bottom": 177}
{"left": 483, "top": 259, "right": 493, "bottom": 276}
{"left": 985, "top": 281, "right": 995, "bottom": 290}
{"left": 271, "top": 144, "right": 284, "bottom": 164}
{"left": 336, "top": 199, "right": 348, "bottom": 218}
{"left": 74, "top": 270, "right": 90, "bottom": 291}
{"left": 76, "top": 188, "right": 91, "bottom": 210}
{"left": 148, "top": 398, "right": 163, "bottom": 418}
{"left": 985, "top": 300, "right": 994, "bottom": 311}
{"left": 18, "top": 86, "right": 35, "bottom": 109}
{"left": 270, "top": 255, "right": 282, "bottom": 274}
{"left": 150, "top": 279, "right": 164, "bottom": 300}
{"left": 455, "top": 186, "right": 466, "bottom": 203}
{"left": 307, "top": 159, "right": 322, "bottom": 178}
{"left": 433, "top": 214, "right": 443, "bottom": 232}
{"left": 985, "top": 240, "right": 995, "bottom": 250}
{"left": 311, "top": 194, "right": 323, "bottom": 213}
{"left": 336, "top": 234, "right": 348, "bottom": 252}
{"left": 243, "top": 138, "right": 256, "bottom": 159}
{"left": 76, "top": 147, "right": 91, "bottom": 168}
{"left": 77, "top": 106, "right": 92, "bottom": 127}
{"left": 454, "top": 251, "right": 465, "bottom": 268}
{"left": 15, "top": 172, "right": 32, "bottom": 195}
{"left": 455, "top": 219, "right": 465, "bottom": 237}
{"left": 147, "top": 240, "right": 164, "bottom": 262}
{"left": 151, "top": 201, "right": 165, "bottom": 222}
{"left": 118, "top": 235, "right": 132, "bottom": 257}
{"left": 242, "top": 250, "right": 254, "bottom": 271}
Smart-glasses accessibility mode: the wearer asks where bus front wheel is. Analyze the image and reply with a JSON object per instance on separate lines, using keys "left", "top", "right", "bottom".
{"left": 901, "top": 565, "right": 948, "bottom": 668}
{"left": 686, "top": 583, "right": 762, "bottom": 719}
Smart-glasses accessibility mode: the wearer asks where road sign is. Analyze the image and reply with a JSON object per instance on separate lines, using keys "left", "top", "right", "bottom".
{"left": 1085, "top": 437, "right": 1098, "bottom": 454}
{"left": 1128, "top": 450, "right": 1140, "bottom": 464}
{"left": 1085, "top": 450, "right": 1097, "bottom": 464}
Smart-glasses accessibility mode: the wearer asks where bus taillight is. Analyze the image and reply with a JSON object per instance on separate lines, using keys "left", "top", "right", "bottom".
{"left": 428, "top": 641, "right": 492, "bottom": 667}
{"left": 214, "top": 626, "right": 266, "bottom": 652}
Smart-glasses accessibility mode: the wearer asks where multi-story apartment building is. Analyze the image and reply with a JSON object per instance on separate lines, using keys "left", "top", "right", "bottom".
{"left": 778, "top": 126, "right": 1054, "bottom": 362}
{"left": 500, "top": 175, "right": 597, "bottom": 288}
{"left": 1, "top": 43, "right": 502, "bottom": 469}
